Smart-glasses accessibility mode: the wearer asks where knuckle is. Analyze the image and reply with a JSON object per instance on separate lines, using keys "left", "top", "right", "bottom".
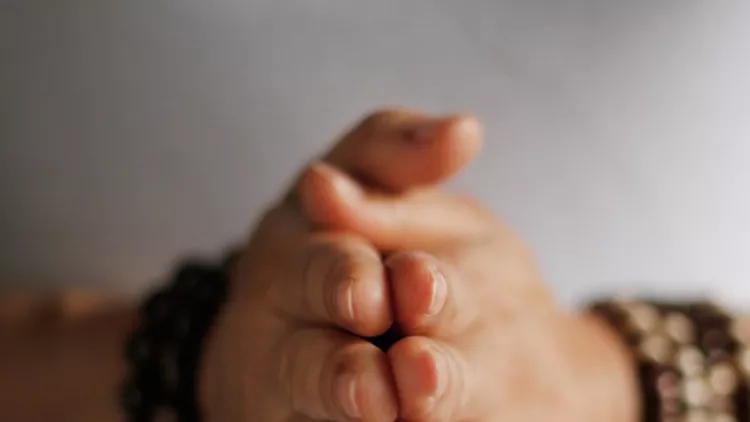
{"left": 320, "top": 338, "right": 370, "bottom": 416}
{"left": 325, "top": 240, "right": 375, "bottom": 286}
{"left": 329, "top": 340, "right": 373, "bottom": 375}
{"left": 328, "top": 249, "right": 360, "bottom": 285}
{"left": 306, "top": 238, "right": 377, "bottom": 321}
{"left": 326, "top": 248, "right": 365, "bottom": 315}
{"left": 331, "top": 340, "right": 359, "bottom": 363}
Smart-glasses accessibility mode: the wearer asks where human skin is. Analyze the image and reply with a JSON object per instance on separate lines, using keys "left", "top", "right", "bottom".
{"left": 0, "top": 110, "right": 638, "bottom": 422}
{"left": 0, "top": 110, "right": 483, "bottom": 422}
{"left": 201, "top": 110, "right": 639, "bottom": 422}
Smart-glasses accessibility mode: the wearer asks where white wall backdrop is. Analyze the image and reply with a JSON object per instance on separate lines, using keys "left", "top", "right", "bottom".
{"left": 1, "top": 1, "right": 749, "bottom": 308}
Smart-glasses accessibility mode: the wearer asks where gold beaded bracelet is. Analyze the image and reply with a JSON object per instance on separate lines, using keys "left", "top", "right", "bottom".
{"left": 589, "top": 300, "right": 749, "bottom": 422}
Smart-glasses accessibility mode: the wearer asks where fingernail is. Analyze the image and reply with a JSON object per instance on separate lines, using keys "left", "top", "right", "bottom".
{"left": 328, "top": 169, "right": 362, "bottom": 201}
{"left": 427, "top": 344, "right": 449, "bottom": 401}
{"left": 452, "top": 115, "right": 480, "bottom": 139}
{"left": 402, "top": 344, "right": 448, "bottom": 406}
{"left": 426, "top": 266, "right": 447, "bottom": 316}
{"left": 310, "top": 161, "right": 360, "bottom": 198}
{"left": 336, "top": 372, "right": 361, "bottom": 418}
{"left": 341, "top": 283, "right": 355, "bottom": 323}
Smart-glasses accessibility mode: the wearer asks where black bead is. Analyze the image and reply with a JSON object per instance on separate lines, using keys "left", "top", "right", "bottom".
{"left": 142, "top": 291, "right": 172, "bottom": 322}
{"left": 126, "top": 332, "right": 154, "bottom": 364}
{"left": 122, "top": 254, "right": 231, "bottom": 422}
{"left": 174, "top": 261, "right": 214, "bottom": 291}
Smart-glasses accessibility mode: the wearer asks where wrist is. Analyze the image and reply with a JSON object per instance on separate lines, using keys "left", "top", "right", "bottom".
{"left": 122, "top": 258, "right": 232, "bottom": 422}
{"left": 565, "top": 312, "right": 640, "bottom": 422}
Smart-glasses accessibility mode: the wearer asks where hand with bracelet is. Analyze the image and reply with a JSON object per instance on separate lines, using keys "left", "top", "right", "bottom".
{"left": 2, "top": 110, "right": 748, "bottom": 422}
{"left": 198, "top": 110, "right": 636, "bottom": 422}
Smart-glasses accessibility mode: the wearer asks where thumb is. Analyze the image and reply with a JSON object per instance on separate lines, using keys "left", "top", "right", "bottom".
{"left": 324, "top": 111, "right": 483, "bottom": 192}
{"left": 388, "top": 336, "right": 473, "bottom": 422}
{"left": 298, "top": 162, "right": 494, "bottom": 251}
{"left": 286, "top": 111, "right": 482, "bottom": 208}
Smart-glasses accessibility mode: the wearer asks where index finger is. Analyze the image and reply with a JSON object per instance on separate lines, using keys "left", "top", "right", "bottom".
{"left": 298, "top": 162, "right": 497, "bottom": 251}
{"left": 270, "top": 233, "right": 392, "bottom": 337}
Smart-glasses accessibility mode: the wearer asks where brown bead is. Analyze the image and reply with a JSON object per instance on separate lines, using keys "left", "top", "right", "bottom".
{"left": 641, "top": 334, "right": 673, "bottom": 364}
{"left": 738, "top": 348, "right": 750, "bottom": 376}
{"left": 591, "top": 304, "right": 627, "bottom": 327}
{"left": 703, "top": 329, "right": 733, "bottom": 353}
{"left": 731, "top": 317, "right": 750, "bottom": 345}
{"left": 709, "top": 363, "right": 738, "bottom": 396}
{"left": 708, "top": 349, "right": 733, "bottom": 366}
{"left": 690, "top": 302, "right": 729, "bottom": 320}
{"left": 660, "top": 398, "right": 682, "bottom": 416}
{"left": 683, "top": 377, "right": 712, "bottom": 407}
{"left": 711, "top": 413, "right": 737, "bottom": 422}
{"left": 685, "top": 409, "right": 711, "bottom": 422}
{"left": 665, "top": 312, "right": 695, "bottom": 344}
{"left": 591, "top": 301, "right": 746, "bottom": 422}
{"left": 629, "top": 303, "right": 661, "bottom": 333}
{"left": 677, "top": 347, "right": 706, "bottom": 377}
{"left": 709, "top": 395, "right": 734, "bottom": 413}
{"left": 657, "top": 369, "right": 681, "bottom": 399}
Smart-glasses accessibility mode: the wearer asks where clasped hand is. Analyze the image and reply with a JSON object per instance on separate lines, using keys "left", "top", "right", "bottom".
{"left": 200, "top": 111, "right": 634, "bottom": 422}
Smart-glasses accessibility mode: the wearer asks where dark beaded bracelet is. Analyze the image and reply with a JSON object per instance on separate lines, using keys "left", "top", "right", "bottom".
{"left": 121, "top": 251, "right": 237, "bottom": 422}
{"left": 589, "top": 299, "right": 748, "bottom": 422}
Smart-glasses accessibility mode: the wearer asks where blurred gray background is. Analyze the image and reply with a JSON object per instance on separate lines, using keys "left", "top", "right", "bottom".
{"left": 1, "top": 1, "right": 749, "bottom": 307}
